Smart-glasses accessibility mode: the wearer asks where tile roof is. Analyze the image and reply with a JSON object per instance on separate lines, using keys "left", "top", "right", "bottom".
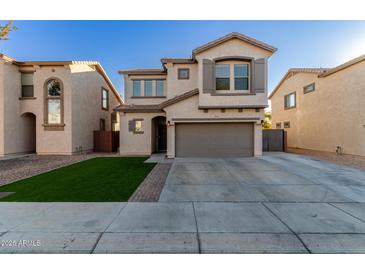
{"left": 319, "top": 54, "right": 365, "bottom": 77}
{"left": 192, "top": 32, "right": 277, "bottom": 57}
{"left": 118, "top": 69, "right": 167, "bottom": 75}
{"left": 115, "top": 88, "right": 199, "bottom": 112}
{"left": 0, "top": 53, "right": 123, "bottom": 103}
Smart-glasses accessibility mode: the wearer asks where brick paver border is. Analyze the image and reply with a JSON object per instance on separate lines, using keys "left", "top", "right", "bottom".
{"left": 128, "top": 163, "right": 172, "bottom": 202}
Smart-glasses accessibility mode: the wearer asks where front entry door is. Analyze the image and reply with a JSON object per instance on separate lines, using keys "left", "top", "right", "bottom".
{"left": 157, "top": 123, "right": 167, "bottom": 152}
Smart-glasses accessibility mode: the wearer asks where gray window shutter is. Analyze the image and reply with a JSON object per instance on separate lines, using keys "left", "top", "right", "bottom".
{"left": 202, "top": 59, "right": 214, "bottom": 93}
{"left": 128, "top": 120, "right": 135, "bottom": 132}
{"left": 253, "top": 58, "right": 266, "bottom": 93}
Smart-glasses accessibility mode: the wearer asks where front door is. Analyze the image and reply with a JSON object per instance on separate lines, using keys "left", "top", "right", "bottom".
{"left": 157, "top": 123, "right": 167, "bottom": 152}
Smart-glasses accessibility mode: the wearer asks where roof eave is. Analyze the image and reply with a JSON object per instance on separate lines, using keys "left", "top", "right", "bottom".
{"left": 160, "top": 58, "right": 196, "bottom": 64}
{"left": 318, "top": 54, "right": 365, "bottom": 78}
{"left": 118, "top": 69, "right": 167, "bottom": 76}
{"left": 192, "top": 32, "right": 277, "bottom": 58}
{"left": 268, "top": 69, "right": 325, "bottom": 99}
{"left": 115, "top": 88, "right": 199, "bottom": 112}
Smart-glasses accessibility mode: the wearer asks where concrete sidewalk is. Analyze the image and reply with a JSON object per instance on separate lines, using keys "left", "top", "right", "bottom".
{"left": 1, "top": 201, "right": 365, "bottom": 253}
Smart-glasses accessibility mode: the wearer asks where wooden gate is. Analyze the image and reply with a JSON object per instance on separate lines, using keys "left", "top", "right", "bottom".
{"left": 262, "top": 129, "right": 287, "bottom": 152}
{"left": 94, "top": 131, "right": 119, "bottom": 152}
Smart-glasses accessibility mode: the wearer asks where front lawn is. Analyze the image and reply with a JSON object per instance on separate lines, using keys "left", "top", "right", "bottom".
{"left": 0, "top": 157, "right": 155, "bottom": 202}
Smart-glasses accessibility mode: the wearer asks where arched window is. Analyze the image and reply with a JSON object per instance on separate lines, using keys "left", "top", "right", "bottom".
{"left": 44, "top": 78, "right": 64, "bottom": 129}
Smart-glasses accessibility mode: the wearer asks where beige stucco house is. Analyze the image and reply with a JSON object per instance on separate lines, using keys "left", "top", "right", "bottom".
{"left": 0, "top": 54, "right": 122, "bottom": 156}
{"left": 116, "top": 32, "right": 277, "bottom": 158}
{"left": 269, "top": 55, "right": 365, "bottom": 156}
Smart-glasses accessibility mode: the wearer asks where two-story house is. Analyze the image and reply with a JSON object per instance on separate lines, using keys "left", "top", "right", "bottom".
{"left": 0, "top": 54, "right": 122, "bottom": 156}
{"left": 116, "top": 32, "right": 277, "bottom": 158}
{"left": 269, "top": 54, "right": 365, "bottom": 156}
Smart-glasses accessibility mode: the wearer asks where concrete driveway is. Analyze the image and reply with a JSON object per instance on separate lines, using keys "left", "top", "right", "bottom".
{"left": 1, "top": 153, "right": 365, "bottom": 254}
{"left": 160, "top": 153, "right": 365, "bottom": 202}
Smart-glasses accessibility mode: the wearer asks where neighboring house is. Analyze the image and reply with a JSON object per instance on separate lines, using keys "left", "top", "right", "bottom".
{"left": 0, "top": 54, "right": 122, "bottom": 156}
{"left": 269, "top": 55, "right": 365, "bottom": 156}
{"left": 116, "top": 32, "right": 277, "bottom": 158}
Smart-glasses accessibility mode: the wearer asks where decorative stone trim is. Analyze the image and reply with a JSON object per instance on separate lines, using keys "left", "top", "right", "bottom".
{"left": 43, "top": 124, "right": 65, "bottom": 131}
{"left": 19, "top": 97, "right": 37, "bottom": 100}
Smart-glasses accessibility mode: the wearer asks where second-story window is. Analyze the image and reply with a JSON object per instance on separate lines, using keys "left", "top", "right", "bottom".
{"left": 178, "top": 68, "right": 189, "bottom": 80}
{"left": 303, "top": 83, "right": 315, "bottom": 94}
{"left": 234, "top": 64, "right": 249, "bottom": 90}
{"left": 101, "top": 88, "right": 109, "bottom": 110}
{"left": 284, "top": 92, "right": 296, "bottom": 109}
{"left": 132, "top": 79, "right": 165, "bottom": 97}
{"left": 156, "top": 80, "right": 165, "bottom": 96}
{"left": 144, "top": 80, "right": 153, "bottom": 96}
{"left": 45, "top": 78, "right": 63, "bottom": 125}
{"left": 21, "top": 73, "right": 34, "bottom": 97}
{"left": 133, "top": 80, "right": 141, "bottom": 97}
{"left": 215, "top": 64, "right": 230, "bottom": 90}
{"left": 215, "top": 62, "right": 251, "bottom": 92}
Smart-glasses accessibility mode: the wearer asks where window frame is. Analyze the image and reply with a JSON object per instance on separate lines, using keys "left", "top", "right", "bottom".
{"left": 111, "top": 112, "right": 119, "bottom": 131}
{"left": 284, "top": 121, "right": 290, "bottom": 128}
{"left": 215, "top": 63, "right": 230, "bottom": 91}
{"left": 234, "top": 64, "right": 250, "bottom": 91}
{"left": 284, "top": 92, "right": 296, "bottom": 110}
{"left": 276, "top": 122, "right": 282, "bottom": 129}
{"left": 100, "top": 118, "right": 106, "bottom": 131}
{"left": 21, "top": 72, "right": 34, "bottom": 98}
{"left": 44, "top": 77, "right": 64, "bottom": 130}
{"left": 131, "top": 79, "right": 167, "bottom": 98}
{"left": 156, "top": 80, "right": 165, "bottom": 96}
{"left": 132, "top": 80, "right": 142, "bottom": 97}
{"left": 303, "top": 82, "right": 315, "bottom": 94}
{"left": 134, "top": 119, "right": 144, "bottom": 134}
{"left": 178, "top": 68, "right": 190, "bottom": 80}
{"left": 101, "top": 87, "right": 109, "bottom": 111}
{"left": 144, "top": 80, "right": 153, "bottom": 96}
{"left": 214, "top": 62, "right": 250, "bottom": 92}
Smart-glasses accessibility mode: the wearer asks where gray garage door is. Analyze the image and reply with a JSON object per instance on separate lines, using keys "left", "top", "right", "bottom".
{"left": 175, "top": 123, "right": 254, "bottom": 157}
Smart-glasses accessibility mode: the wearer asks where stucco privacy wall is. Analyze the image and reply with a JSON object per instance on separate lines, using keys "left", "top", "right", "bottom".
{"left": 70, "top": 64, "right": 120, "bottom": 153}
{"left": 195, "top": 39, "right": 271, "bottom": 107}
{"left": 271, "top": 62, "right": 365, "bottom": 156}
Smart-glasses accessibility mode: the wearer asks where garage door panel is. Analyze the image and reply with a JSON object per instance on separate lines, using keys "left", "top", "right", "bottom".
{"left": 176, "top": 123, "right": 253, "bottom": 157}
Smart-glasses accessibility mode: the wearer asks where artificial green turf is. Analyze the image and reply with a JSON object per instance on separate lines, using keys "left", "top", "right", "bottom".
{"left": 0, "top": 157, "right": 155, "bottom": 202}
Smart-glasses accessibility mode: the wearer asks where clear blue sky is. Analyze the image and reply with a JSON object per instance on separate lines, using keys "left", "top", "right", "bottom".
{"left": 1, "top": 20, "right": 365, "bottom": 98}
